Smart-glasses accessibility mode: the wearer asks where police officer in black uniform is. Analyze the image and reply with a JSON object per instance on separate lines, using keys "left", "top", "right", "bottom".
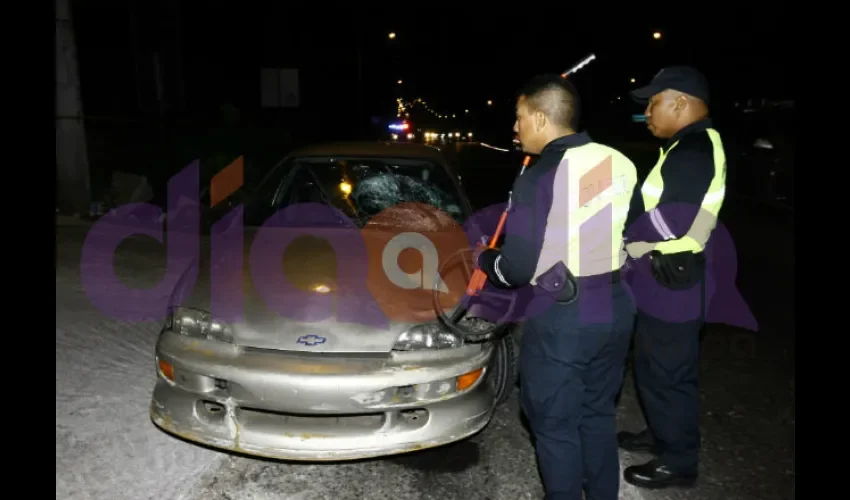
{"left": 476, "top": 74, "right": 638, "bottom": 500}
{"left": 619, "top": 66, "right": 728, "bottom": 490}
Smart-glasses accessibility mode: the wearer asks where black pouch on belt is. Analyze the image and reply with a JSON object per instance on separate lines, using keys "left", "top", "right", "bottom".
{"left": 536, "top": 261, "right": 579, "bottom": 304}
{"left": 650, "top": 250, "right": 706, "bottom": 290}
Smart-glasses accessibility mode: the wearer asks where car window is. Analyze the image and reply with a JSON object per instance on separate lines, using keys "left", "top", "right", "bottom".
{"left": 269, "top": 156, "right": 466, "bottom": 226}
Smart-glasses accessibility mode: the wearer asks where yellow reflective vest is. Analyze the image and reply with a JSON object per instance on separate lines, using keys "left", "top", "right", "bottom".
{"left": 532, "top": 142, "right": 638, "bottom": 282}
{"left": 640, "top": 126, "right": 727, "bottom": 254}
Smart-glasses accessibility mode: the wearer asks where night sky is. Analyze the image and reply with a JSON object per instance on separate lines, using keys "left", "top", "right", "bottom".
{"left": 71, "top": 3, "right": 792, "bottom": 139}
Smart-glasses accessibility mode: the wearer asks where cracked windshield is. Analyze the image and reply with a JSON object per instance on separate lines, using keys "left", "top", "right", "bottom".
{"left": 274, "top": 156, "right": 465, "bottom": 227}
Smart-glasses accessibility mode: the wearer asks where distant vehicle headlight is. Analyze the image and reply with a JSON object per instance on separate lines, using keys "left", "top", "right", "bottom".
{"left": 393, "top": 323, "right": 463, "bottom": 351}
{"left": 165, "top": 307, "right": 233, "bottom": 343}
{"left": 753, "top": 138, "right": 774, "bottom": 150}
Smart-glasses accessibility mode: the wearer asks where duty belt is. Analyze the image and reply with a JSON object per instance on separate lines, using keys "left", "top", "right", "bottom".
{"left": 537, "top": 262, "right": 622, "bottom": 305}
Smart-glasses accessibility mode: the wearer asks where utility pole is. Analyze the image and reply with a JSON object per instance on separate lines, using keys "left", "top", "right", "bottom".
{"left": 55, "top": 0, "right": 91, "bottom": 214}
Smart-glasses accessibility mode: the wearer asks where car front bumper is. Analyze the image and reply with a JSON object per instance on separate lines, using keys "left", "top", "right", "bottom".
{"left": 150, "top": 331, "right": 496, "bottom": 461}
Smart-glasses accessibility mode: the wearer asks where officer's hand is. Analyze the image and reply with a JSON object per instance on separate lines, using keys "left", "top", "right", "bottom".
{"left": 626, "top": 241, "right": 654, "bottom": 259}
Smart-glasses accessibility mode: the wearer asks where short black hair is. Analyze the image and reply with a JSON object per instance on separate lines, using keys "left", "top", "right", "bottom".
{"left": 518, "top": 74, "right": 581, "bottom": 130}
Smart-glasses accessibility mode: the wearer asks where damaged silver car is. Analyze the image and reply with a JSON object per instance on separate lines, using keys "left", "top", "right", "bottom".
{"left": 150, "top": 141, "right": 521, "bottom": 461}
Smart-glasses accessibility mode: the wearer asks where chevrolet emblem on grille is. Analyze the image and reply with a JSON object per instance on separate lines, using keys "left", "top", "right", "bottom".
{"left": 296, "top": 334, "right": 327, "bottom": 346}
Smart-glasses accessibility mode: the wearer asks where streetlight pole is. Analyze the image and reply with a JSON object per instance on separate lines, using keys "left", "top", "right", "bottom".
{"left": 56, "top": 0, "right": 91, "bottom": 215}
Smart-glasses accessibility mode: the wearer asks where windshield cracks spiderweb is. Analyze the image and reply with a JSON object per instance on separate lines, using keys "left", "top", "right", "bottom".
{"left": 280, "top": 157, "right": 464, "bottom": 228}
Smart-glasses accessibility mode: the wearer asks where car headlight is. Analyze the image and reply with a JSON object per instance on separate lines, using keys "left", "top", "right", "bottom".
{"left": 166, "top": 307, "right": 234, "bottom": 343}
{"left": 392, "top": 323, "right": 463, "bottom": 351}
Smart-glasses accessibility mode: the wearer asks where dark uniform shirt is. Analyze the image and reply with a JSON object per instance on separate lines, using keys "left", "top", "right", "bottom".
{"left": 478, "top": 132, "right": 593, "bottom": 288}
{"left": 625, "top": 118, "right": 718, "bottom": 242}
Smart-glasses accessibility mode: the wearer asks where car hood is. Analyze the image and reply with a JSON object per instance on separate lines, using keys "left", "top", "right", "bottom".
{"left": 172, "top": 217, "right": 472, "bottom": 353}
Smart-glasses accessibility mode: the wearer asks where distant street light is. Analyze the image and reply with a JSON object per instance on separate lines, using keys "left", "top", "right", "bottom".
{"left": 487, "top": 100, "right": 493, "bottom": 106}
{"left": 397, "top": 80, "right": 403, "bottom": 84}
{"left": 653, "top": 31, "right": 662, "bottom": 39}
{"left": 630, "top": 78, "right": 636, "bottom": 83}
{"left": 388, "top": 32, "right": 396, "bottom": 39}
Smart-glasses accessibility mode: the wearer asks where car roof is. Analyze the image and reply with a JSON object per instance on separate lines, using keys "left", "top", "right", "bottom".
{"left": 287, "top": 141, "right": 448, "bottom": 164}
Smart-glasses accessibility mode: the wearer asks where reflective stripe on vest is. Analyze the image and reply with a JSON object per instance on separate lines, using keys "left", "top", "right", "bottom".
{"left": 639, "top": 128, "right": 727, "bottom": 253}
{"left": 532, "top": 142, "right": 638, "bottom": 282}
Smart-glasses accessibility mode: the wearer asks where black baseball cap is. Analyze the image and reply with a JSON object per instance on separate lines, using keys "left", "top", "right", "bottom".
{"left": 630, "top": 66, "right": 710, "bottom": 104}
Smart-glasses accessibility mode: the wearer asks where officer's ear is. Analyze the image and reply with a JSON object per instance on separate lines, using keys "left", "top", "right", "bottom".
{"left": 534, "top": 111, "right": 547, "bottom": 131}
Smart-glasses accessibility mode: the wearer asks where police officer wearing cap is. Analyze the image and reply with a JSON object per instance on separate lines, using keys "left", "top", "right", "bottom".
{"left": 619, "top": 66, "right": 727, "bottom": 489}
{"left": 476, "top": 74, "right": 638, "bottom": 500}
